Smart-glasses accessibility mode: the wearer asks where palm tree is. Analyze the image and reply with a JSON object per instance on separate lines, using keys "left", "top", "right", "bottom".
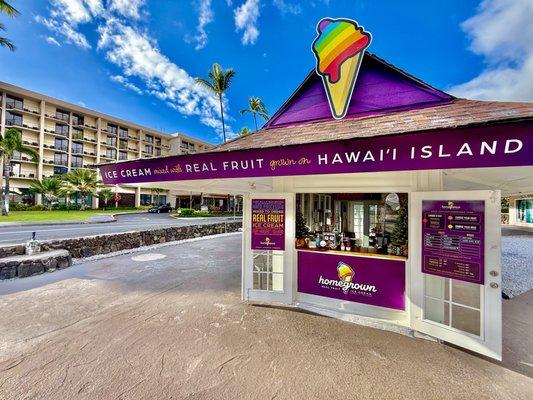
{"left": 240, "top": 127, "right": 251, "bottom": 136}
{"left": 0, "top": 128, "right": 39, "bottom": 215}
{"left": 195, "top": 63, "right": 235, "bottom": 143}
{"left": 98, "top": 187, "right": 114, "bottom": 210}
{"left": 0, "top": 1, "right": 19, "bottom": 51}
{"left": 62, "top": 169, "right": 100, "bottom": 210}
{"left": 240, "top": 97, "right": 269, "bottom": 131}
{"left": 151, "top": 187, "right": 165, "bottom": 205}
{"left": 29, "top": 176, "right": 62, "bottom": 210}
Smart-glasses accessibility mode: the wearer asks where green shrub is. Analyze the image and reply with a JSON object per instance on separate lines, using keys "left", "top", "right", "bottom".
{"left": 10, "top": 202, "right": 29, "bottom": 211}
{"left": 178, "top": 208, "right": 195, "bottom": 217}
{"left": 29, "top": 204, "right": 46, "bottom": 211}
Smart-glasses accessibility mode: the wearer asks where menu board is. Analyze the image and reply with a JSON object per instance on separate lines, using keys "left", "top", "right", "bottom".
{"left": 422, "top": 200, "right": 484, "bottom": 284}
{"left": 251, "top": 199, "right": 285, "bottom": 250}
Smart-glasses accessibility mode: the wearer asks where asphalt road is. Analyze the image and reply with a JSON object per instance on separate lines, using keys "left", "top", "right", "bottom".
{"left": 0, "top": 213, "right": 242, "bottom": 245}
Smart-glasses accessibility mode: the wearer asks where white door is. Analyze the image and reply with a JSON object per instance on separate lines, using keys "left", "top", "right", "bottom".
{"left": 410, "top": 190, "right": 502, "bottom": 360}
{"left": 242, "top": 193, "right": 294, "bottom": 304}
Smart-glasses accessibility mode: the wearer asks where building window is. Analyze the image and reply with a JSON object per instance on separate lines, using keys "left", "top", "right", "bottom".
{"left": 155, "top": 147, "right": 161, "bottom": 156}
{"left": 106, "top": 136, "right": 117, "bottom": 147}
{"left": 12, "top": 150, "right": 22, "bottom": 161}
{"left": 140, "top": 194, "right": 152, "bottom": 205}
{"left": 180, "top": 140, "right": 195, "bottom": 152}
{"left": 72, "top": 113, "right": 84, "bottom": 126}
{"left": 72, "top": 142, "right": 83, "bottom": 154}
{"left": 106, "top": 148, "right": 116, "bottom": 159}
{"left": 5, "top": 111, "right": 22, "bottom": 126}
{"left": 71, "top": 155, "right": 83, "bottom": 168}
{"left": 55, "top": 123, "right": 69, "bottom": 136}
{"left": 6, "top": 95, "right": 23, "bottom": 110}
{"left": 55, "top": 109, "right": 70, "bottom": 122}
{"left": 119, "top": 139, "right": 128, "bottom": 150}
{"left": 54, "top": 153, "right": 68, "bottom": 166}
{"left": 145, "top": 134, "right": 153, "bottom": 143}
{"left": 144, "top": 144, "right": 153, "bottom": 154}
{"left": 54, "top": 166, "right": 68, "bottom": 175}
{"left": 10, "top": 162, "right": 21, "bottom": 177}
{"left": 155, "top": 137, "right": 161, "bottom": 146}
{"left": 107, "top": 124, "right": 118, "bottom": 135}
{"left": 54, "top": 138, "right": 68, "bottom": 151}
{"left": 72, "top": 127, "right": 84, "bottom": 140}
{"left": 119, "top": 127, "right": 128, "bottom": 138}
{"left": 119, "top": 151, "right": 128, "bottom": 160}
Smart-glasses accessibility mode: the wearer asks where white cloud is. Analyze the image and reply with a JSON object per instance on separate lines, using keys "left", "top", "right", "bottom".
{"left": 36, "top": 0, "right": 231, "bottom": 139}
{"left": 98, "top": 19, "right": 229, "bottom": 136}
{"left": 35, "top": 15, "right": 91, "bottom": 49}
{"left": 450, "top": 0, "right": 533, "bottom": 101}
{"left": 194, "top": 0, "right": 214, "bottom": 50}
{"left": 272, "top": 0, "right": 301, "bottom": 15}
{"left": 110, "top": 74, "right": 143, "bottom": 95}
{"left": 45, "top": 36, "right": 61, "bottom": 47}
{"left": 234, "top": 0, "right": 260, "bottom": 45}
{"left": 108, "top": 0, "right": 146, "bottom": 19}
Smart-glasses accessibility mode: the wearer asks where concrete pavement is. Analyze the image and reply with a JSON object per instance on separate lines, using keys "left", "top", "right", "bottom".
{"left": 0, "top": 213, "right": 242, "bottom": 245}
{"left": 0, "top": 234, "right": 531, "bottom": 400}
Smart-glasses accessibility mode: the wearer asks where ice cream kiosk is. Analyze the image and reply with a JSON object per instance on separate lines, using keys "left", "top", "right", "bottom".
{"left": 99, "top": 18, "right": 533, "bottom": 361}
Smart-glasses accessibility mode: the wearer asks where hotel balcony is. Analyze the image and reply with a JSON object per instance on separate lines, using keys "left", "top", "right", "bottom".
{"left": 5, "top": 103, "right": 41, "bottom": 116}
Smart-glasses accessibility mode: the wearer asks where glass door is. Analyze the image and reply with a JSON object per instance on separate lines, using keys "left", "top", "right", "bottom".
{"left": 242, "top": 193, "right": 294, "bottom": 304}
{"left": 410, "top": 191, "right": 502, "bottom": 360}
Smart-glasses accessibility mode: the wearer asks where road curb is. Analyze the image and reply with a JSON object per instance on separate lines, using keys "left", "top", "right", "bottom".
{"left": 0, "top": 211, "right": 148, "bottom": 227}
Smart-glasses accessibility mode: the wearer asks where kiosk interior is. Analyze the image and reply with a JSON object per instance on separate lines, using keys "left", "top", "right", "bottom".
{"left": 99, "top": 49, "right": 533, "bottom": 361}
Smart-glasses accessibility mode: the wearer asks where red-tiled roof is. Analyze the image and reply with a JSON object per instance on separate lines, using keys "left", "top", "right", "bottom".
{"left": 212, "top": 99, "right": 533, "bottom": 152}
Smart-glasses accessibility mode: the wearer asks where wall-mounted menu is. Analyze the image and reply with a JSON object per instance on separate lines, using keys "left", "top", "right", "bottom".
{"left": 422, "top": 200, "right": 484, "bottom": 284}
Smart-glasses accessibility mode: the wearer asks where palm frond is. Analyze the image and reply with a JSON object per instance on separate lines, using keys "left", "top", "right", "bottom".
{"left": 240, "top": 109, "right": 251, "bottom": 116}
{"left": 0, "top": 37, "right": 15, "bottom": 51}
{"left": 0, "top": 1, "right": 19, "bottom": 17}
{"left": 195, "top": 77, "right": 215, "bottom": 92}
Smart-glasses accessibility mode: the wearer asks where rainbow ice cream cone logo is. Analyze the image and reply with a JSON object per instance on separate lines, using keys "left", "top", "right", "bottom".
{"left": 312, "top": 18, "right": 371, "bottom": 119}
{"left": 337, "top": 261, "right": 354, "bottom": 293}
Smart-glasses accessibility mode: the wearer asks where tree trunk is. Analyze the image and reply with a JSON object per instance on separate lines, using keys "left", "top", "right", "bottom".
{"left": 0, "top": 154, "right": 6, "bottom": 216}
{"left": 80, "top": 192, "right": 86, "bottom": 210}
{"left": 253, "top": 113, "right": 258, "bottom": 131}
{"left": 2, "top": 156, "right": 11, "bottom": 216}
{"left": 219, "top": 94, "right": 226, "bottom": 143}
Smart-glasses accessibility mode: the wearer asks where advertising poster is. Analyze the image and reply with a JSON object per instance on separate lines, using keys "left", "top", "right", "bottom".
{"left": 251, "top": 199, "right": 285, "bottom": 250}
{"left": 422, "top": 200, "right": 485, "bottom": 284}
{"left": 297, "top": 251, "right": 406, "bottom": 310}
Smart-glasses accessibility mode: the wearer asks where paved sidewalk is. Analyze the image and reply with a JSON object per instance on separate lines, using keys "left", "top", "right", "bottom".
{"left": 0, "top": 234, "right": 531, "bottom": 399}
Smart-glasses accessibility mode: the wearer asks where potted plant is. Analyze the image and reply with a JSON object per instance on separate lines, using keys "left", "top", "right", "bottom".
{"left": 295, "top": 208, "right": 310, "bottom": 248}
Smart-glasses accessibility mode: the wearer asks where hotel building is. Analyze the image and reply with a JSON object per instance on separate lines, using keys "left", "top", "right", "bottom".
{"left": 0, "top": 81, "right": 224, "bottom": 208}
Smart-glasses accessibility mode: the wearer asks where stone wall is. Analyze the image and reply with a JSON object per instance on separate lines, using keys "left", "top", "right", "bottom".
{"left": 0, "top": 222, "right": 242, "bottom": 261}
{"left": 0, "top": 250, "right": 72, "bottom": 280}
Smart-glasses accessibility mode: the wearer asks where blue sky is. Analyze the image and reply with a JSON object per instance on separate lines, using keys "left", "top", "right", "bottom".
{"left": 0, "top": 1, "right": 531, "bottom": 144}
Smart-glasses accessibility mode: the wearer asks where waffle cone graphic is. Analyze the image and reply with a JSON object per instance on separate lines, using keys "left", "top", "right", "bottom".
{"left": 312, "top": 18, "right": 371, "bottom": 119}
{"left": 323, "top": 53, "right": 363, "bottom": 118}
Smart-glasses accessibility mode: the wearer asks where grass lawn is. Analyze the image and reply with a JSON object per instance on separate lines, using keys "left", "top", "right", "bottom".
{"left": 0, "top": 209, "right": 139, "bottom": 223}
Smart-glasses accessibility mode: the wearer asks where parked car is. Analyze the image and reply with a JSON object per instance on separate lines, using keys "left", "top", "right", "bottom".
{"left": 148, "top": 204, "right": 173, "bottom": 213}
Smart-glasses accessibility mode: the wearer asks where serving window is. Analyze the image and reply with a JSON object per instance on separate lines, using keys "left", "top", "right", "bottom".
{"left": 295, "top": 193, "right": 408, "bottom": 258}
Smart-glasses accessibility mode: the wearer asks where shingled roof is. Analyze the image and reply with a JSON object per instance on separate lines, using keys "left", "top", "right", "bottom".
{"left": 211, "top": 98, "right": 533, "bottom": 153}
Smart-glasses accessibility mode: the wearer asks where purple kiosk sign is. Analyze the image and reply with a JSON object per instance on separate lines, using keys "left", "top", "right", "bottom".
{"left": 422, "top": 200, "right": 485, "bottom": 284}
{"left": 298, "top": 251, "right": 406, "bottom": 310}
{"left": 251, "top": 199, "right": 285, "bottom": 251}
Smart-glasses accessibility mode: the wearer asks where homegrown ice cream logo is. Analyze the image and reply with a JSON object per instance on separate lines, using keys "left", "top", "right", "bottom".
{"left": 318, "top": 261, "right": 377, "bottom": 294}
{"left": 312, "top": 18, "right": 371, "bottom": 119}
